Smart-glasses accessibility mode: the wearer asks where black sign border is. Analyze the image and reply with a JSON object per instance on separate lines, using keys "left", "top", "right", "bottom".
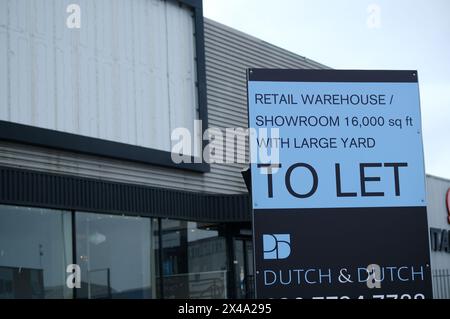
{"left": 248, "top": 69, "right": 418, "bottom": 83}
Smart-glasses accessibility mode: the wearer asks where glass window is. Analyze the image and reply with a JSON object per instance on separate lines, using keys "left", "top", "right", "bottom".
{"left": 159, "top": 220, "right": 227, "bottom": 299}
{"left": 0, "top": 0, "right": 200, "bottom": 156}
{"left": 233, "top": 237, "right": 255, "bottom": 299}
{"left": 75, "top": 213, "right": 157, "bottom": 299}
{"left": 0, "top": 205, "right": 72, "bottom": 299}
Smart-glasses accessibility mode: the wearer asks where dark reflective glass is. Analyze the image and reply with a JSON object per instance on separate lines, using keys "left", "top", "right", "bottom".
{"left": 159, "top": 220, "right": 227, "bottom": 298}
{"left": 0, "top": 205, "right": 72, "bottom": 299}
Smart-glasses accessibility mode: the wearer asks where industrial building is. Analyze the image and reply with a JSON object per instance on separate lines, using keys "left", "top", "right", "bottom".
{"left": 0, "top": 0, "right": 448, "bottom": 299}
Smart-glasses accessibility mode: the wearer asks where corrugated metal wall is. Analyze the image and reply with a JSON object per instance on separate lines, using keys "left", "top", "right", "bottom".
{"left": 0, "top": 17, "right": 326, "bottom": 195}
{"left": 0, "top": 165, "right": 251, "bottom": 222}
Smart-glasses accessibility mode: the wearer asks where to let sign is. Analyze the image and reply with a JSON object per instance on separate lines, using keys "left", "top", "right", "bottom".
{"left": 247, "top": 69, "right": 432, "bottom": 299}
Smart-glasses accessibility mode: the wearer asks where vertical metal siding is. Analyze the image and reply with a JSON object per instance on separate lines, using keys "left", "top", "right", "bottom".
{"left": 0, "top": 16, "right": 326, "bottom": 194}
{"left": 201, "top": 19, "right": 327, "bottom": 193}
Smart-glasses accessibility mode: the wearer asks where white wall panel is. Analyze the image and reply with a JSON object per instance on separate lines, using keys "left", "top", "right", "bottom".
{"left": 0, "top": 2, "right": 6, "bottom": 28}
{"left": 0, "top": 0, "right": 199, "bottom": 154}
{"left": 0, "top": 30, "right": 7, "bottom": 120}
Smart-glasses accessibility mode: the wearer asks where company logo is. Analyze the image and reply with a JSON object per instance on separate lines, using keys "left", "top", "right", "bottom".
{"left": 263, "top": 234, "right": 291, "bottom": 260}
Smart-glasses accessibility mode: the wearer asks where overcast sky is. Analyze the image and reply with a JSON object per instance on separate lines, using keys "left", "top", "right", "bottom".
{"left": 204, "top": 0, "right": 450, "bottom": 180}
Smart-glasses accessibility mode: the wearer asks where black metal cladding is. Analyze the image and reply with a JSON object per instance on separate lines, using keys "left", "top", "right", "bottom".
{"left": 0, "top": 166, "right": 251, "bottom": 222}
